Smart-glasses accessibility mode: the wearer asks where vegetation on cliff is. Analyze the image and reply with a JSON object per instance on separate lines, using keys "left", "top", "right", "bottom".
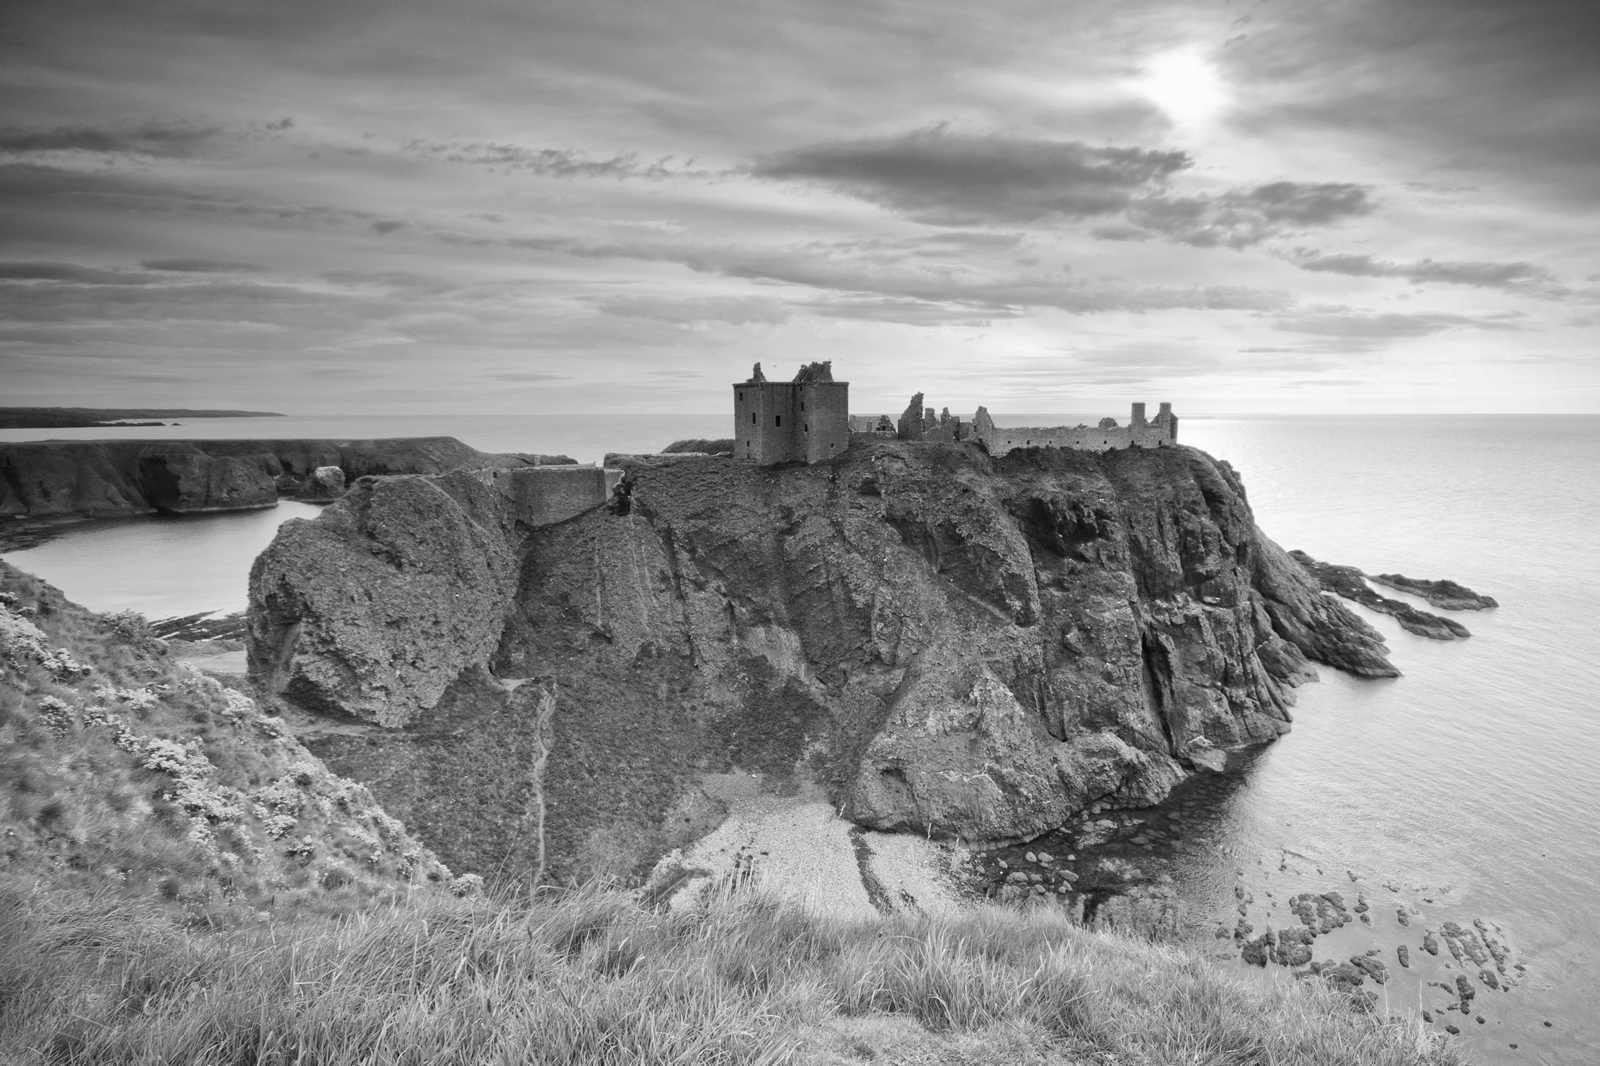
{"left": 0, "top": 561, "right": 457, "bottom": 925}
{"left": 0, "top": 561, "right": 1461, "bottom": 1064}
{"left": 3, "top": 871, "right": 1461, "bottom": 1065}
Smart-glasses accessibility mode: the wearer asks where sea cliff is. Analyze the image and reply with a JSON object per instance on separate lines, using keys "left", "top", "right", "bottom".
{"left": 247, "top": 440, "right": 1394, "bottom": 883}
{"left": 0, "top": 436, "right": 573, "bottom": 520}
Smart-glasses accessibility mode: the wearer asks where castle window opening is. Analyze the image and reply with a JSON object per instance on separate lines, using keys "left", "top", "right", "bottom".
{"left": 805, "top": 423, "right": 809, "bottom": 433}
{"left": 751, "top": 412, "right": 756, "bottom": 425}
{"left": 775, "top": 415, "right": 782, "bottom": 427}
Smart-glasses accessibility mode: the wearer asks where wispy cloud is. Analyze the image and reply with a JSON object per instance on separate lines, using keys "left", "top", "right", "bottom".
{"left": 1121, "top": 182, "right": 1375, "bottom": 249}
{"left": 1285, "top": 247, "right": 1570, "bottom": 297}
{"left": 141, "top": 258, "right": 265, "bottom": 273}
{"left": 0, "top": 121, "right": 224, "bottom": 158}
{"left": 1272, "top": 305, "right": 1528, "bottom": 339}
{"left": 404, "top": 141, "right": 709, "bottom": 180}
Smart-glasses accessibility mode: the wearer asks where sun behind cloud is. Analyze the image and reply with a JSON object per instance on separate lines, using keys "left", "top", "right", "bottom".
{"left": 1135, "top": 46, "right": 1229, "bottom": 129}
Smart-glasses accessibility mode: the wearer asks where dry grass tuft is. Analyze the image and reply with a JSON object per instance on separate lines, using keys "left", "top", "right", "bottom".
{"left": 0, "top": 881, "right": 1463, "bottom": 1065}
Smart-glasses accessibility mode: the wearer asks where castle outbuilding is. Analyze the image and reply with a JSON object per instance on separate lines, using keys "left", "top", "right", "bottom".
{"left": 733, "top": 361, "right": 849, "bottom": 465}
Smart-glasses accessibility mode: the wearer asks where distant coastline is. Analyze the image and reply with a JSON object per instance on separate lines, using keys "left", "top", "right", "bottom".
{"left": 0, "top": 407, "right": 286, "bottom": 429}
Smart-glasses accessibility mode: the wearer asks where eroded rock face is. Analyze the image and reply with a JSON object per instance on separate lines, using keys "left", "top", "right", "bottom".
{"left": 248, "top": 471, "right": 519, "bottom": 727}
{"left": 248, "top": 441, "right": 1396, "bottom": 882}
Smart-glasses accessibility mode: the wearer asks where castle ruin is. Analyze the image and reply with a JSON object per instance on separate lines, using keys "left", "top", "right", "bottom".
{"left": 966, "top": 401, "right": 1178, "bottom": 455}
{"left": 733, "top": 361, "right": 1176, "bottom": 464}
{"left": 875, "top": 391, "right": 1177, "bottom": 455}
{"left": 732, "top": 361, "right": 850, "bottom": 465}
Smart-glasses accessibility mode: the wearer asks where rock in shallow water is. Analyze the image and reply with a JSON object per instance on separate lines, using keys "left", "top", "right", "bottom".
{"left": 1369, "top": 573, "right": 1498, "bottom": 611}
{"left": 1289, "top": 551, "right": 1471, "bottom": 640}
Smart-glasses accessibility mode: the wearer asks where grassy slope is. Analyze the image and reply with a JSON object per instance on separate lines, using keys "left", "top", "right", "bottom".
{"left": 0, "top": 562, "right": 1461, "bottom": 1065}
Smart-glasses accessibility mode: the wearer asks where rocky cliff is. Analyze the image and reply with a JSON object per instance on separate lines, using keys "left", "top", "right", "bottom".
{"left": 246, "top": 441, "right": 1395, "bottom": 884}
{"left": 0, "top": 437, "right": 572, "bottom": 520}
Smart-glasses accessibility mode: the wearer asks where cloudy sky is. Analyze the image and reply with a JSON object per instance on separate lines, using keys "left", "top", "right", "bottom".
{"left": 1, "top": 0, "right": 1596, "bottom": 414}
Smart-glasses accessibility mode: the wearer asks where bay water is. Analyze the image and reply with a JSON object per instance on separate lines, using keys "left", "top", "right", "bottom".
{"left": 3, "top": 413, "right": 1596, "bottom": 1062}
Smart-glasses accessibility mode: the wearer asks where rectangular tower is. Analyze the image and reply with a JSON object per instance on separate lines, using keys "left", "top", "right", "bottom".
{"left": 732, "top": 362, "right": 849, "bottom": 465}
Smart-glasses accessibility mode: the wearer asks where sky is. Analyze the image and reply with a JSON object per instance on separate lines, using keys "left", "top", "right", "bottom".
{"left": 1, "top": 0, "right": 1597, "bottom": 415}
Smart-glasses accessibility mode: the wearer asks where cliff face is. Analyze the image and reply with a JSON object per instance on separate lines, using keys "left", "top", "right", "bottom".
{"left": 0, "top": 437, "right": 569, "bottom": 519}
{"left": 246, "top": 441, "right": 1394, "bottom": 882}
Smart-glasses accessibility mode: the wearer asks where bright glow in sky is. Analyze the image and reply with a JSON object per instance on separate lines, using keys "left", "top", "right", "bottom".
{"left": 1137, "top": 47, "right": 1229, "bottom": 128}
{"left": 0, "top": 0, "right": 1596, "bottom": 415}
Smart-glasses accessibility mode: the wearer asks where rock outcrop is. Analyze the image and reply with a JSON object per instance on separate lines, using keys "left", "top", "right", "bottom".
{"left": 1290, "top": 551, "right": 1471, "bottom": 640}
{"left": 248, "top": 471, "right": 520, "bottom": 727}
{"left": 247, "top": 440, "right": 1396, "bottom": 884}
{"left": 1369, "top": 574, "right": 1498, "bottom": 611}
{"left": 0, "top": 437, "right": 574, "bottom": 520}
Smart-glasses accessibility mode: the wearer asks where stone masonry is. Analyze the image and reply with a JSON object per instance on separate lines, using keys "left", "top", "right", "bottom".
{"left": 732, "top": 361, "right": 850, "bottom": 465}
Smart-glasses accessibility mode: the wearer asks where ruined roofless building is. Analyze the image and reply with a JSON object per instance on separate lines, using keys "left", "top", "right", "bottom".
{"left": 733, "top": 361, "right": 850, "bottom": 465}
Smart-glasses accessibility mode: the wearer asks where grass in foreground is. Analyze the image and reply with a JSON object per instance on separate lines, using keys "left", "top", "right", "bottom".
{"left": 0, "top": 879, "right": 1459, "bottom": 1066}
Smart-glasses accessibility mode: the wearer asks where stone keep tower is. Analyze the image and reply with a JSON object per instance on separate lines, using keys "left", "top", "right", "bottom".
{"left": 732, "top": 361, "right": 850, "bottom": 465}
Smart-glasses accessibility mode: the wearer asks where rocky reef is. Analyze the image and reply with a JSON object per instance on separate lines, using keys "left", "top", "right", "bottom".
{"left": 0, "top": 437, "right": 573, "bottom": 521}
{"left": 247, "top": 440, "right": 1395, "bottom": 884}
{"left": 1290, "top": 551, "right": 1472, "bottom": 640}
{"left": 1370, "top": 574, "right": 1498, "bottom": 611}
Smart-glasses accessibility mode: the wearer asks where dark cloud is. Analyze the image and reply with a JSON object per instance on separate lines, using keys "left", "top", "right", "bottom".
{"left": 0, "top": 121, "right": 223, "bottom": 158}
{"left": 1088, "top": 224, "right": 1153, "bottom": 242}
{"left": 752, "top": 129, "right": 1190, "bottom": 225}
{"left": 1286, "top": 247, "right": 1569, "bottom": 297}
{"left": 753, "top": 130, "right": 1374, "bottom": 247}
{"left": 1226, "top": 0, "right": 1600, "bottom": 204}
{"left": 371, "top": 220, "right": 407, "bottom": 234}
{"left": 141, "top": 258, "right": 265, "bottom": 273}
{"left": 0, "top": 261, "right": 151, "bottom": 284}
{"left": 1121, "top": 182, "right": 1375, "bottom": 249}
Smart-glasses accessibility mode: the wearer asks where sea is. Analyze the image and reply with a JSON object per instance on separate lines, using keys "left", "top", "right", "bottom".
{"left": 3, "top": 412, "right": 1597, "bottom": 1064}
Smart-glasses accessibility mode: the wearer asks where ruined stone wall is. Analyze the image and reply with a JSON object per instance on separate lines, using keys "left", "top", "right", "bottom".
{"left": 973, "top": 402, "right": 1178, "bottom": 457}
{"left": 481, "top": 465, "right": 621, "bottom": 526}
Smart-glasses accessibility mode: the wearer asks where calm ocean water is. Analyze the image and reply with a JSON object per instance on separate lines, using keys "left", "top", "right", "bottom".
{"left": 4, "top": 413, "right": 1597, "bottom": 1062}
